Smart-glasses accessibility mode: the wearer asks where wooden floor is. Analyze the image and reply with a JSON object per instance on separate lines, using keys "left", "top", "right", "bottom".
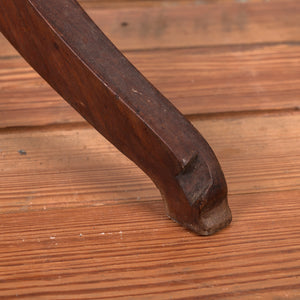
{"left": 0, "top": 0, "right": 299, "bottom": 299}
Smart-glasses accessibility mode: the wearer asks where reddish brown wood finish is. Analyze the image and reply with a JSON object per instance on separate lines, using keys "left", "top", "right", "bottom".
{"left": 0, "top": 0, "right": 231, "bottom": 235}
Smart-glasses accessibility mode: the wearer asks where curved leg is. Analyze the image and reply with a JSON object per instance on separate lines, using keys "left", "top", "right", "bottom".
{"left": 0, "top": 0, "right": 231, "bottom": 235}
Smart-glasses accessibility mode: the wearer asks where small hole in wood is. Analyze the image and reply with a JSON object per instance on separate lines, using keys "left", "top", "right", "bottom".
{"left": 121, "top": 22, "right": 128, "bottom": 27}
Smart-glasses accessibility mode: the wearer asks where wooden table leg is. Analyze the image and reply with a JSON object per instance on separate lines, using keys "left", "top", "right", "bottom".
{"left": 0, "top": 0, "right": 231, "bottom": 235}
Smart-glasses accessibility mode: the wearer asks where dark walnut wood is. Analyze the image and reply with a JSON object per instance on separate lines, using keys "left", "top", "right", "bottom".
{"left": 0, "top": 0, "right": 231, "bottom": 235}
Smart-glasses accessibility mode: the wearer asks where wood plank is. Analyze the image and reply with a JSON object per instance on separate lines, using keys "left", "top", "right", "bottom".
{"left": 86, "top": 0, "right": 300, "bottom": 50}
{"left": 0, "top": 112, "right": 299, "bottom": 213}
{"left": 79, "top": 0, "right": 199, "bottom": 9}
{"left": 80, "top": 0, "right": 288, "bottom": 5}
{"left": 79, "top": 0, "right": 288, "bottom": 9}
{"left": 1, "top": 0, "right": 299, "bottom": 56}
{"left": 1, "top": 43, "right": 299, "bottom": 128}
{"left": 0, "top": 112, "right": 299, "bottom": 298}
{"left": 0, "top": 190, "right": 299, "bottom": 299}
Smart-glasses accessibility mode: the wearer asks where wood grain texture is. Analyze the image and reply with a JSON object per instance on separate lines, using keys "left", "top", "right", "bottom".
{"left": 85, "top": 0, "right": 300, "bottom": 50}
{"left": 0, "top": 43, "right": 299, "bottom": 128}
{"left": 0, "top": 0, "right": 300, "bottom": 298}
{"left": 0, "top": 112, "right": 299, "bottom": 213}
{"left": 79, "top": 0, "right": 289, "bottom": 9}
{"left": 0, "top": 191, "right": 299, "bottom": 299}
{"left": 1, "top": 0, "right": 299, "bottom": 56}
{"left": 0, "top": 112, "right": 299, "bottom": 298}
